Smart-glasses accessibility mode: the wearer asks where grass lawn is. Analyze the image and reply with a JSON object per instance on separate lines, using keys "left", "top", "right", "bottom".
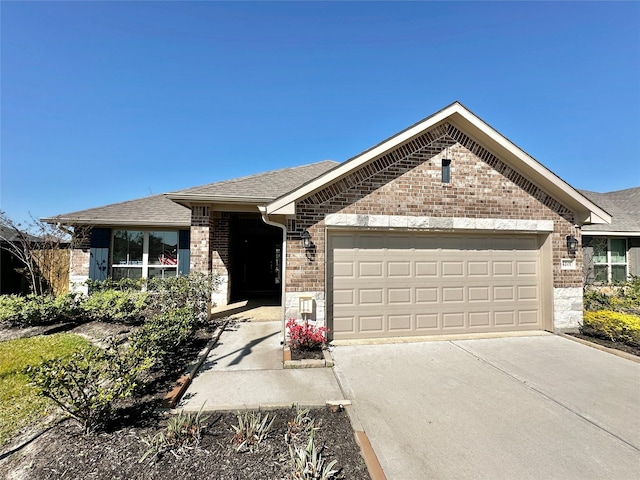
{"left": 0, "top": 333, "right": 91, "bottom": 447}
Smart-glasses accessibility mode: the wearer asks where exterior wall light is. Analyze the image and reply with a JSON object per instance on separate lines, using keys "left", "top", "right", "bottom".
{"left": 301, "top": 230, "right": 312, "bottom": 249}
{"left": 566, "top": 235, "right": 579, "bottom": 255}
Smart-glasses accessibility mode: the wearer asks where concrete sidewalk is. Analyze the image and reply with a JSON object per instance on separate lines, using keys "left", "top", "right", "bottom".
{"left": 179, "top": 320, "right": 344, "bottom": 411}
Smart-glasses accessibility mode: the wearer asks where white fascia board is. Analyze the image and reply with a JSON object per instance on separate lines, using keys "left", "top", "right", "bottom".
{"left": 166, "top": 193, "right": 273, "bottom": 204}
{"left": 582, "top": 231, "right": 640, "bottom": 237}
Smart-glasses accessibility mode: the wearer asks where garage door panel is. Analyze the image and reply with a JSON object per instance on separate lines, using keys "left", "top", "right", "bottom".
{"left": 468, "top": 262, "right": 490, "bottom": 276}
{"left": 416, "top": 287, "right": 438, "bottom": 303}
{"left": 495, "top": 311, "right": 516, "bottom": 326}
{"left": 333, "top": 262, "right": 354, "bottom": 278}
{"left": 416, "top": 262, "right": 438, "bottom": 276}
{"left": 388, "top": 288, "right": 412, "bottom": 304}
{"left": 442, "top": 262, "right": 464, "bottom": 276}
{"left": 494, "top": 286, "right": 515, "bottom": 301}
{"left": 469, "top": 312, "right": 491, "bottom": 327}
{"left": 388, "top": 262, "right": 411, "bottom": 277}
{"left": 468, "top": 286, "right": 490, "bottom": 302}
{"left": 360, "top": 315, "right": 384, "bottom": 332}
{"left": 359, "top": 289, "right": 383, "bottom": 305}
{"left": 493, "top": 262, "right": 514, "bottom": 276}
{"left": 330, "top": 232, "right": 543, "bottom": 340}
{"left": 517, "top": 261, "right": 537, "bottom": 275}
{"left": 416, "top": 314, "right": 439, "bottom": 330}
{"left": 388, "top": 315, "right": 412, "bottom": 331}
{"left": 443, "top": 313, "right": 465, "bottom": 328}
{"left": 442, "top": 287, "right": 464, "bottom": 302}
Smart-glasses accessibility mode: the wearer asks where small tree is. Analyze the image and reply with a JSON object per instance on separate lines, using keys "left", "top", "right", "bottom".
{"left": 0, "top": 211, "right": 73, "bottom": 296}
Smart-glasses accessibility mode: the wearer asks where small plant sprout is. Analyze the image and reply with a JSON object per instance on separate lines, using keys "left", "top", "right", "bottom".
{"left": 231, "top": 411, "right": 276, "bottom": 453}
{"left": 289, "top": 429, "right": 338, "bottom": 480}
{"left": 139, "top": 403, "right": 209, "bottom": 463}
{"left": 286, "top": 404, "right": 322, "bottom": 445}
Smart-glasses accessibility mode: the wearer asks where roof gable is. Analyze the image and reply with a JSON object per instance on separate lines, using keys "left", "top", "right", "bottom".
{"left": 265, "top": 102, "right": 611, "bottom": 225}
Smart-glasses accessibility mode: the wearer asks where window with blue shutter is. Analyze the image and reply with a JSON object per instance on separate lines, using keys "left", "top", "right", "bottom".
{"left": 178, "top": 229, "right": 190, "bottom": 275}
{"left": 89, "top": 228, "right": 110, "bottom": 281}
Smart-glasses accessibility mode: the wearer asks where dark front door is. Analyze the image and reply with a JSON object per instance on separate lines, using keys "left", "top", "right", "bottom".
{"left": 230, "top": 215, "right": 282, "bottom": 301}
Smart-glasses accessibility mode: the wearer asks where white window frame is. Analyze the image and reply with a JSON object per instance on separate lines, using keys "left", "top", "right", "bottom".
{"left": 592, "top": 237, "right": 628, "bottom": 283}
{"left": 111, "top": 229, "right": 179, "bottom": 280}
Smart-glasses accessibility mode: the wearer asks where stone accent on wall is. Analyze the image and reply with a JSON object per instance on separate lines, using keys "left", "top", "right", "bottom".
{"left": 553, "top": 287, "right": 583, "bottom": 331}
{"left": 285, "top": 291, "right": 325, "bottom": 327}
{"left": 325, "top": 213, "right": 554, "bottom": 233}
{"left": 69, "top": 247, "right": 90, "bottom": 294}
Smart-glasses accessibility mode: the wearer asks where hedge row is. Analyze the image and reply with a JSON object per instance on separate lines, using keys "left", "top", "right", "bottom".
{"left": 0, "top": 273, "right": 217, "bottom": 327}
{"left": 582, "top": 310, "right": 640, "bottom": 347}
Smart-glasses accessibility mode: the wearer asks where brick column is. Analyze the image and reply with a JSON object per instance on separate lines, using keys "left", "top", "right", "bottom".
{"left": 190, "top": 206, "right": 230, "bottom": 306}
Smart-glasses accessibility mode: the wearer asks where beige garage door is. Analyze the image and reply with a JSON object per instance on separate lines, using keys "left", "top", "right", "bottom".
{"left": 329, "top": 231, "right": 544, "bottom": 340}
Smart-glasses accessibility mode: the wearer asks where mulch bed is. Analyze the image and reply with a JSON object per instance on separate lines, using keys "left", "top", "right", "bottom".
{"left": 0, "top": 321, "right": 370, "bottom": 479}
{"left": 0, "top": 407, "right": 370, "bottom": 480}
{"left": 566, "top": 332, "right": 640, "bottom": 357}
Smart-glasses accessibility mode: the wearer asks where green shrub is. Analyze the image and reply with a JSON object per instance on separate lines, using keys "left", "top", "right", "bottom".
{"left": 0, "top": 293, "right": 80, "bottom": 327}
{"left": 584, "top": 278, "right": 640, "bottom": 315}
{"left": 582, "top": 310, "right": 640, "bottom": 347}
{"left": 80, "top": 289, "right": 149, "bottom": 324}
{"left": 25, "top": 339, "right": 151, "bottom": 433}
{"left": 129, "top": 307, "right": 200, "bottom": 366}
{"left": 86, "top": 277, "right": 146, "bottom": 292}
{"left": 146, "top": 272, "right": 218, "bottom": 317}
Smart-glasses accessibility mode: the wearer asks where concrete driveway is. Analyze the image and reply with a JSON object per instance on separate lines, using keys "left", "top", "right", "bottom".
{"left": 332, "top": 334, "right": 640, "bottom": 480}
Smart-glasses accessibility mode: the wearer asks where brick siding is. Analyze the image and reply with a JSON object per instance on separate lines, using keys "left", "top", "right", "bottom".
{"left": 286, "top": 121, "right": 582, "bottom": 293}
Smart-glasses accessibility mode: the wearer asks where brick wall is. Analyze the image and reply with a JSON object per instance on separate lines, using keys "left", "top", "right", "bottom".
{"left": 286, "top": 122, "right": 582, "bottom": 295}
{"left": 190, "top": 206, "right": 231, "bottom": 305}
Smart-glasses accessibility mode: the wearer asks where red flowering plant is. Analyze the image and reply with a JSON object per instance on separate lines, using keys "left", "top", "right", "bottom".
{"left": 286, "top": 318, "right": 328, "bottom": 351}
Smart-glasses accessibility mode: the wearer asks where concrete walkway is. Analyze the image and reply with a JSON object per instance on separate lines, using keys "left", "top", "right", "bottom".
{"left": 332, "top": 335, "right": 640, "bottom": 480}
{"left": 179, "top": 320, "right": 344, "bottom": 411}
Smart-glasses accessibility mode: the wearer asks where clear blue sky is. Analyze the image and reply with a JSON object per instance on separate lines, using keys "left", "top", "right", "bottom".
{"left": 2, "top": 1, "right": 639, "bottom": 225}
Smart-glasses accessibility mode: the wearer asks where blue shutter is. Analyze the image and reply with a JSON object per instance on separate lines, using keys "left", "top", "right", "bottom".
{"left": 178, "top": 229, "right": 190, "bottom": 275}
{"left": 89, "top": 228, "right": 110, "bottom": 281}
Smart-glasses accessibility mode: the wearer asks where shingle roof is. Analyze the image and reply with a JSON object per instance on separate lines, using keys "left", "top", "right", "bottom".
{"left": 580, "top": 187, "right": 640, "bottom": 233}
{"left": 166, "top": 160, "right": 338, "bottom": 202}
{"left": 42, "top": 194, "right": 192, "bottom": 227}
{"left": 43, "top": 160, "right": 339, "bottom": 226}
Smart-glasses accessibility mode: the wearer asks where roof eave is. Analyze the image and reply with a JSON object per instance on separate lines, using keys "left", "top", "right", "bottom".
{"left": 42, "top": 217, "right": 190, "bottom": 228}
{"left": 165, "top": 193, "right": 274, "bottom": 205}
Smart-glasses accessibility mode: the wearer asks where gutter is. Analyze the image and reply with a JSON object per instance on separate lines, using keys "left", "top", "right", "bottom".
{"left": 258, "top": 206, "right": 287, "bottom": 344}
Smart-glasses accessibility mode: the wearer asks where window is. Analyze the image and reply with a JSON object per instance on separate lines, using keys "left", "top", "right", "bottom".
{"left": 442, "top": 158, "right": 451, "bottom": 183}
{"left": 111, "top": 230, "right": 179, "bottom": 280}
{"left": 590, "top": 237, "right": 627, "bottom": 283}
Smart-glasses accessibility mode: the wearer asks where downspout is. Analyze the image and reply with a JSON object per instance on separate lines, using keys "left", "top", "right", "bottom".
{"left": 258, "top": 206, "right": 287, "bottom": 343}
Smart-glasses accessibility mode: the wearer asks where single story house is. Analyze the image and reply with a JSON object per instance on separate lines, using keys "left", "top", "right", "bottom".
{"left": 44, "top": 102, "right": 615, "bottom": 340}
{"left": 579, "top": 187, "right": 640, "bottom": 284}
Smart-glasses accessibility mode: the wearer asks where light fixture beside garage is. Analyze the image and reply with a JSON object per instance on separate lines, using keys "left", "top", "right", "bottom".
{"left": 566, "top": 235, "right": 579, "bottom": 254}
{"left": 301, "top": 229, "right": 312, "bottom": 249}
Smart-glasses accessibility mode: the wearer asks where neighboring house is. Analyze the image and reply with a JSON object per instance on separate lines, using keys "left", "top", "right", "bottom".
{"left": 44, "top": 102, "right": 612, "bottom": 339}
{"left": 579, "top": 187, "right": 640, "bottom": 284}
{"left": 0, "top": 225, "right": 30, "bottom": 294}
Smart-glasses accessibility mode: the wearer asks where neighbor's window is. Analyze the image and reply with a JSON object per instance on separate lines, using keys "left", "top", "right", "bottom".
{"left": 442, "top": 158, "right": 451, "bottom": 184}
{"left": 111, "top": 230, "right": 178, "bottom": 280}
{"left": 592, "top": 238, "right": 627, "bottom": 283}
